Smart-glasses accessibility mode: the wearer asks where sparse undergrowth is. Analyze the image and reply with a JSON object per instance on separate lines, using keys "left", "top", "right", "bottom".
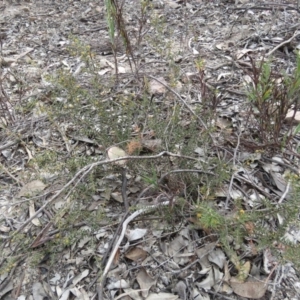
{"left": 0, "top": 0, "right": 300, "bottom": 299}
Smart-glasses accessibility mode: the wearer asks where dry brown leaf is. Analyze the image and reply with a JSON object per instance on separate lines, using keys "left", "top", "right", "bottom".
{"left": 149, "top": 77, "right": 167, "bottom": 95}
{"left": 111, "top": 192, "right": 123, "bottom": 203}
{"left": 174, "top": 281, "right": 186, "bottom": 300}
{"left": 29, "top": 200, "right": 41, "bottom": 226}
{"left": 125, "top": 247, "right": 148, "bottom": 262}
{"left": 126, "top": 228, "right": 147, "bottom": 241}
{"left": 137, "top": 268, "right": 156, "bottom": 298}
{"left": 72, "top": 269, "right": 89, "bottom": 286}
{"left": 107, "top": 146, "right": 127, "bottom": 166}
{"left": 216, "top": 116, "right": 232, "bottom": 130}
{"left": 167, "top": 235, "right": 189, "bottom": 257}
{"left": 146, "top": 293, "right": 179, "bottom": 300}
{"left": 230, "top": 280, "right": 267, "bottom": 299}
{"left": 18, "top": 180, "right": 46, "bottom": 198}
{"left": 141, "top": 139, "right": 162, "bottom": 152}
{"left": 269, "top": 171, "right": 288, "bottom": 192}
{"left": 113, "top": 248, "right": 121, "bottom": 266}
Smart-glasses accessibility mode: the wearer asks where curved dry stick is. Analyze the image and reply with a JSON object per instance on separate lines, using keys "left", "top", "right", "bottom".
{"left": 98, "top": 200, "right": 171, "bottom": 299}
{"left": 7, "top": 151, "right": 197, "bottom": 239}
{"left": 267, "top": 31, "right": 300, "bottom": 57}
{"left": 147, "top": 75, "right": 209, "bottom": 131}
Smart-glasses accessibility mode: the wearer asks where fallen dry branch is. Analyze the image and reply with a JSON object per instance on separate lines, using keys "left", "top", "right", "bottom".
{"left": 7, "top": 151, "right": 198, "bottom": 239}
{"left": 267, "top": 30, "right": 300, "bottom": 57}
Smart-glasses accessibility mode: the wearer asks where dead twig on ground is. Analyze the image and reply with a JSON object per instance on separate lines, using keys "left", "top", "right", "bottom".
{"left": 6, "top": 151, "right": 198, "bottom": 240}
{"left": 146, "top": 75, "right": 216, "bottom": 144}
{"left": 98, "top": 199, "right": 172, "bottom": 300}
{"left": 267, "top": 31, "right": 300, "bottom": 57}
{"left": 0, "top": 162, "right": 24, "bottom": 186}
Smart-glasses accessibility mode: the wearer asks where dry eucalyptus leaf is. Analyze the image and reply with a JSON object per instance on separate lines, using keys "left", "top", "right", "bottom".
{"left": 125, "top": 247, "right": 148, "bottom": 262}
{"left": 216, "top": 116, "right": 232, "bottom": 129}
{"left": 126, "top": 228, "right": 147, "bottom": 241}
{"left": 119, "top": 288, "right": 142, "bottom": 300}
{"left": 107, "top": 279, "right": 129, "bottom": 290}
{"left": 165, "top": 0, "right": 181, "bottom": 9}
{"left": 0, "top": 281, "right": 13, "bottom": 298}
{"left": 117, "top": 65, "right": 126, "bottom": 73}
{"left": 59, "top": 289, "right": 70, "bottom": 300}
{"left": 229, "top": 189, "right": 243, "bottom": 200}
{"left": 32, "top": 282, "right": 48, "bottom": 300}
{"left": 196, "top": 242, "right": 216, "bottom": 260}
{"left": 137, "top": 268, "right": 156, "bottom": 298}
{"left": 72, "top": 269, "right": 89, "bottom": 286}
{"left": 217, "top": 72, "right": 232, "bottom": 81}
{"left": 142, "top": 139, "right": 162, "bottom": 152}
{"left": 78, "top": 288, "right": 89, "bottom": 300}
{"left": 149, "top": 77, "right": 167, "bottom": 95}
{"left": 236, "top": 48, "right": 253, "bottom": 59}
{"left": 269, "top": 171, "right": 288, "bottom": 193}
{"left": 99, "top": 68, "right": 111, "bottom": 75}
{"left": 101, "top": 187, "right": 112, "bottom": 200}
{"left": 196, "top": 268, "right": 215, "bottom": 289}
{"left": 0, "top": 225, "right": 10, "bottom": 232}
{"left": 194, "top": 147, "right": 205, "bottom": 156}
{"left": 167, "top": 235, "right": 189, "bottom": 257}
{"left": 69, "top": 287, "right": 82, "bottom": 297}
{"left": 230, "top": 280, "right": 267, "bottom": 299}
{"left": 18, "top": 180, "right": 46, "bottom": 198}
{"left": 146, "top": 292, "right": 179, "bottom": 300}
{"left": 29, "top": 200, "right": 41, "bottom": 226}
{"left": 174, "top": 281, "right": 186, "bottom": 300}
{"left": 107, "top": 146, "right": 127, "bottom": 166}
{"left": 111, "top": 192, "right": 123, "bottom": 203}
{"left": 192, "top": 288, "right": 210, "bottom": 300}
{"left": 208, "top": 249, "right": 226, "bottom": 269}
{"left": 56, "top": 285, "right": 62, "bottom": 298}
{"left": 220, "top": 282, "right": 233, "bottom": 294}
{"left": 129, "top": 186, "right": 140, "bottom": 194}
{"left": 49, "top": 273, "right": 61, "bottom": 285}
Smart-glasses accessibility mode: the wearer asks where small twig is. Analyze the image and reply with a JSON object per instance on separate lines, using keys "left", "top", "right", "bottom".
{"left": 98, "top": 166, "right": 130, "bottom": 271}
{"left": 270, "top": 264, "right": 284, "bottom": 300}
{"left": 121, "top": 167, "right": 129, "bottom": 211}
{"left": 57, "top": 126, "right": 71, "bottom": 153}
{"left": 262, "top": 156, "right": 299, "bottom": 174}
{"left": 225, "top": 174, "right": 235, "bottom": 210}
{"left": 267, "top": 31, "right": 300, "bottom": 57}
{"left": 232, "top": 130, "right": 241, "bottom": 165}
{"left": 99, "top": 200, "right": 172, "bottom": 289}
{"left": 0, "top": 162, "right": 24, "bottom": 186}
{"left": 101, "top": 213, "right": 129, "bottom": 269}
{"left": 11, "top": 271, "right": 25, "bottom": 299}
{"left": 225, "top": 130, "right": 242, "bottom": 209}
{"left": 234, "top": 174, "right": 273, "bottom": 199}
{"left": 146, "top": 75, "right": 213, "bottom": 140}
{"left": 96, "top": 283, "right": 103, "bottom": 300}
{"left": 0, "top": 257, "right": 24, "bottom": 296}
{"left": 206, "top": 290, "right": 236, "bottom": 300}
{"left": 30, "top": 221, "right": 53, "bottom": 248}
{"left": 6, "top": 151, "right": 196, "bottom": 240}
{"left": 231, "top": 4, "right": 299, "bottom": 12}
{"left": 0, "top": 189, "right": 59, "bottom": 208}
{"left": 278, "top": 180, "right": 291, "bottom": 204}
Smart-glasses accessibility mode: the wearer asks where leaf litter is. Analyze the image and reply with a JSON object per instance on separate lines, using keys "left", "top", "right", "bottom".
{"left": 0, "top": 0, "right": 300, "bottom": 300}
